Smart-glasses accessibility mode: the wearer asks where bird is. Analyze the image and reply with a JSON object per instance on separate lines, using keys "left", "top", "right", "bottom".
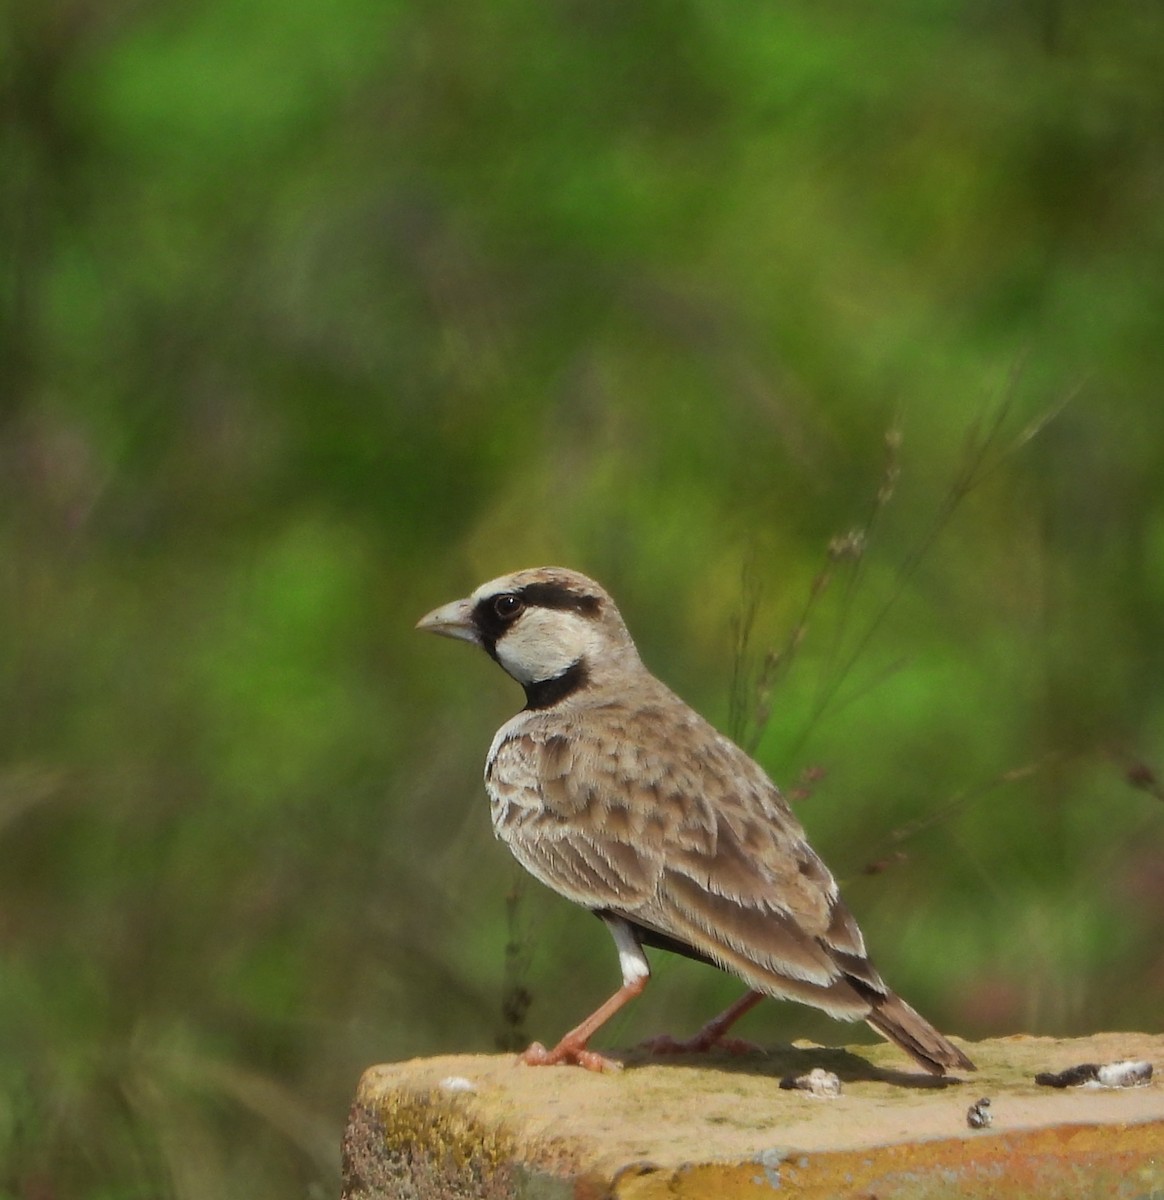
{"left": 417, "top": 566, "right": 975, "bottom": 1076}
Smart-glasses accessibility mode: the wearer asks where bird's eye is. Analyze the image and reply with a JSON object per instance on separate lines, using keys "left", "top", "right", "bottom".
{"left": 492, "top": 593, "right": 524, "bottom": 621}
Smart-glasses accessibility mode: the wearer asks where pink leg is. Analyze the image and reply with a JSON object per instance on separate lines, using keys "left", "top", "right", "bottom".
{"left": 641, "top": 989, "right": 766, "bottom": 1055}
{"left": 519, "top": 975, "right": 649, "bottom": 1073}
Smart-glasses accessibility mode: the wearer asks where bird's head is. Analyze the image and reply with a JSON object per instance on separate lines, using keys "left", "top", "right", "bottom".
{"left": 416, "top": 567, "right": 641, "bottom": 708}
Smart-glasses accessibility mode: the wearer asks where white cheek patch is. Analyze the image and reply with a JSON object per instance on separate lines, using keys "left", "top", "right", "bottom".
{"left": 495, "top": 609, "right": 599, "bottom": 684}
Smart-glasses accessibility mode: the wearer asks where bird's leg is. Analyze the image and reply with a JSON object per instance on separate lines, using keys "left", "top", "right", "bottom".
{"left": 520, "top": 915, "right": 650, "bottom": 1073}
{"left": 520, "top": 975, "right": 648, "bottom": 1072}
{"left": 641, "top": 988, "right": 766, "bottom": 1055}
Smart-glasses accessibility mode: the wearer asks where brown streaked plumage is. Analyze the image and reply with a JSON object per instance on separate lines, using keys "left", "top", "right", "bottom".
{"left": 417, "top": 566, "right": 975, "bottom": 1076}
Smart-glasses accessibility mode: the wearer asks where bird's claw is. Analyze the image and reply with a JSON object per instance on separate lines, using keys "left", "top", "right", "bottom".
{"left": 519, "top": 1040, "right": 623, "bottom": 1073}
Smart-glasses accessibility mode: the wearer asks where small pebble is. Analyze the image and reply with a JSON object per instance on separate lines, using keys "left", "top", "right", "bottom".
{"left": 966, "top": 1097, "right": 993, "bottom": 1130}
{"left": 1096, "top": 1060, "right": 1153, "bottom": 1088}
{"left": 779, "top": 1068, "right": 842, "bottom": 1098}
{"left": 438, "top": 1076, "right": 477, "bottom": 1093}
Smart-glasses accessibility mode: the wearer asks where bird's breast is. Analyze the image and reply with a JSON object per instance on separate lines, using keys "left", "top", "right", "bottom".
{"left": 484, "top": 722, "right": 549, "bottom": 839}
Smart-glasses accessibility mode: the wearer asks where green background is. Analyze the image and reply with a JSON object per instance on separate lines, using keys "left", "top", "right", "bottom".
{"left": 3, "top": 1, "right": 1163, "bottom": 1195}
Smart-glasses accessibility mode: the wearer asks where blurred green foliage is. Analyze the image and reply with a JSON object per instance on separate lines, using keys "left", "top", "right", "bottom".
{"left": 2, "top": 0, "right": 1163, "bottom": 1195}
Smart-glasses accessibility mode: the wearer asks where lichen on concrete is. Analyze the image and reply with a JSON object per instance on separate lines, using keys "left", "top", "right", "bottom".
{"left": 342, "top": 1076, "right": 587, "bottom": 1200}
{"left": 341, "top": 1090, "right": 520, "bottom": 1200}
{"left": 341, "top": 1034, "right": 1164, "bottom": 1199}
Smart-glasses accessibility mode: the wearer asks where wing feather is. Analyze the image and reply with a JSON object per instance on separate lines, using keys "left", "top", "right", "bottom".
{"left": 487, "top": 700, "right": 885, "bottom": 1015}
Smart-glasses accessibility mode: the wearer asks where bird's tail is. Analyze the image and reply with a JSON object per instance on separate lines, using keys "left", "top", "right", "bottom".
{"left": 865, "top": 991, "right": 976, "bottom": 1076}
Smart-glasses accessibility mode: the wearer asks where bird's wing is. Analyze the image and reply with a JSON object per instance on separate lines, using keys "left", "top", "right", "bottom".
{"left": 489, "top": 704, "right": 886, "bottom": 1014}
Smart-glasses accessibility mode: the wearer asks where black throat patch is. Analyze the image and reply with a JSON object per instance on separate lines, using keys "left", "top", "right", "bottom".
{"left": 523, "top": 660, "right": 590, "bottom": 710}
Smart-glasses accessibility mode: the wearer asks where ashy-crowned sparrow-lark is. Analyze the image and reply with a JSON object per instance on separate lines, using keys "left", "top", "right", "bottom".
{"left": 418, "top": 566, "right": 974, "bottom": 1076}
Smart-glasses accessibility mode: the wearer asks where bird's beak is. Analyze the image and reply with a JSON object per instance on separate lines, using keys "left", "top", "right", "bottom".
{"left": 415, "top": 597, "right": 480, "bottom": 645}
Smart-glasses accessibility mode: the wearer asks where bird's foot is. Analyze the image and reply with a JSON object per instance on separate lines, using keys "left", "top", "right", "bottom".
{"left": 519, "top": 1040, "right": 623, "bottom": 1073}
{"left": 638, "top": 1030, "right": 763, "bottom": 1056}
{"left": 638, "top": 989, "right": 766, "bottom": 1056}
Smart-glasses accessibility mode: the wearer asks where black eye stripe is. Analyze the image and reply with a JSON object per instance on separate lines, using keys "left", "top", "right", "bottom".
{"left": 472, "top": 594, "right": 521, "bottom": 652}
{"left": 471, "top": 581, "right": 602, "bottom": 656}
{"left": 516, "top": 583, "right": 602, "bottom": 616}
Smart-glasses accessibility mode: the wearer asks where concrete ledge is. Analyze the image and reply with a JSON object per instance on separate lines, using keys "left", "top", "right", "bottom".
{"left": 341, "top": 1031, "right": 1163, "bottom": 1199}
